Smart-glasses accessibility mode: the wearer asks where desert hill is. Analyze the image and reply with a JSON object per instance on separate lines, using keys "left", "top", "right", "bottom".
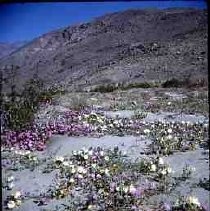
{"left": 0, "top": 8, "right": 207, "bottom": 93}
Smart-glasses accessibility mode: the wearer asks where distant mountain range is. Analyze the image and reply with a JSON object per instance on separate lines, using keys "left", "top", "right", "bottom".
{"left": 0, "top": 41, "right": 28, "bottom": 59}
{"left": 0, "top": 8, "right": 207, "bottom": 93}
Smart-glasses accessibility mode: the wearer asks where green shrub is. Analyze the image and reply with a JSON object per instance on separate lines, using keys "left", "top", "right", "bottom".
{"left": 90, "top": 81, "right": 161, "bottom": 93}
{"left": 2, "top": 101, "right": 35, "bottom": 130}
{"left": 161, "top": 77, "right": 208, "bottom": 88}
{"left": 91, "top": 84, "right": 118, "bottom": 93}
{"left": 161, "top": 78, "right": 182, "bottom": 88}
{"left": 122, "top": 81, "right": 160, "bottom": 90}
{"left": 123, "top": 82, "right": 152, "bottom": 89}
{"left": 1, "top": 79, "right": 59, "bottom": 131}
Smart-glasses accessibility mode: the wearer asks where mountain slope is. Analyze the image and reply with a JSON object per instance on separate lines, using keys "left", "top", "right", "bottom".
{"left": 0, "top": 8, "right": 208, "bottom": 93}
{"left": 0, "top": 41, "right": 28, "bottom": 59}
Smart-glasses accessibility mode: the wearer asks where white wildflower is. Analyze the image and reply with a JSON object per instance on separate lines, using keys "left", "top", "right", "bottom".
{"left": 104, "top": 156, "right": 109, "bottom": 161}
{"left": 84, "top": 154, "right": 89, "bottom": 160}
{"left": 150, "top": 164, "right": 157, "bottom": 172}
{"left": 62, "top": 161, "right": 70, "bottom": 167}
{"left": 144, "top": 129, "right": 150, "bottom": 134}
{"left": 167, "top": 128, "right": 172, "bottom": 133}
{"left": 158, "top": 157, "right": 164, "bottom": 165}
{"left": 160, "top": 169, "right": 167, "bottom": 175}
{"left": 13, "top": 191, "right": 21, "bottom": 199}
{"left": 116, "top": 186, "right": 120, "bottom": 192}
{"left": 187, "top": 196, "right": 200, "bottom": 207}
{"left": 7, "top": 176, "right": 14, "bottom": 183}
{"left": 24, "top": 150, "right": 31, "bottom": 155}
{"left": 77, "top": 166, "right": 86, "bottom": 174}
{"left": 72, "top": 150, "right": 77, "bottom": 156}
{"left": 55, "top": 156, "right": 64, "bottom": 163}
{"left": 7, "top": 200, "right": 16, "bottom": 209}
{"left": 69, "top": 178, "right": 75, "bottom": 183}
{"left": 18, "top": 151, "right": 25, "bottom": 155}
{"left": 88, "top": 205, "right": 94, "bottom": 210}
{"left": 109, "top": 124, "right": 114, "bottom": 128}
{"left": 96, "top": 174, "right": 102, "bottom": 179}
{"left": 129, "top": 120, "right": 133, "bottom": 124}
{"left": 14, "top": 150, "right": 20, "bottom": 154}
{"left": 71, "top": 167, "right": 76, "bottom": 174}
{"left": 167, "top": 167, "right": 172, "bottom": 174}
{"left": 123, "top": 186, "right": 129, "bottom": 193}
{"left": 113, "top": 120, "right": 118, "bottom": 125}
{"left": 105, "top": 169, "right": 110, "bottom": 176}
{"left": 100, "top": 151, "right": 104, "bottom": 156}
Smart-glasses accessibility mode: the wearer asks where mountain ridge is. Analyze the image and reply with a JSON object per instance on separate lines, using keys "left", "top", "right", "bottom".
{"left": 0, "top": 41, "right": 28, "bottom": 60}
{"left": 0, "top": 8, "right": 208, "bottom": 93}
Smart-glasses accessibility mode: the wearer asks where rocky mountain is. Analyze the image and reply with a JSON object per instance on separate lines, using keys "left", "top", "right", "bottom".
{"left": 0, "top": 41, "right": 28, "bottom": 59}
{"left": 0, "top": 8, "right": 208, "bottom": 93}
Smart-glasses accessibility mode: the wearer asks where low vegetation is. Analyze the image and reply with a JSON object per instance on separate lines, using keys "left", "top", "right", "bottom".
{"left": 89, "top": 76, "right": 208, "bottom": 93}
{"left": 1, "top": 79, "right": 66, "bottom": 131}
{"left": 90, "top": 81, "right": 160, "bottom": 93}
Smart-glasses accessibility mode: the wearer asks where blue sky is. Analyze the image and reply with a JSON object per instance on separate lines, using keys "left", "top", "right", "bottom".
{"left": 0, "top": 1, "right": 207, "bottom": 43}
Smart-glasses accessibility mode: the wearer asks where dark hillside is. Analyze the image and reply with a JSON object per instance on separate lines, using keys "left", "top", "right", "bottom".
{"left": 0, "top": 8, "right": 207, "bottom": 93}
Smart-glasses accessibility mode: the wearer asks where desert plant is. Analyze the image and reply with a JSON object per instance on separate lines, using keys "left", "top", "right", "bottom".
{"left": 1, "top": 79, "right": 53, "bottom": 131}
{"left": 91, "top": 81, "right": 159, "bottom": 93}
{"left": 198, "top": 178, "right": 209, "bottom": 191}
{"left": 161, "top": 78, "right": 183, "bottom": 88}
{"left": 92, "top": 84, "right": 118, "bottom": 93}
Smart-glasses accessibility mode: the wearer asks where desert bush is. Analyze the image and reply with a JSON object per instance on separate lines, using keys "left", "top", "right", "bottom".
{"left": 90, "top": 81, "right": 159, "bottom": 93}
{"left": 161, "top": 78, "right": 183, "bottom": 88}
{"left": 1, "top": 79, "right": 59, "bottom": 131}
{"left": 123, "top": 82, "right": 153, "bottom": 89}
{"left": 91, "top": 84, "right": 118, "bottom": 93}
{"left": 2, "top": 79, "right": 42, "bottom": 131}
{"left": 162, "top": 76, "right": 208, "bottom": 88}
